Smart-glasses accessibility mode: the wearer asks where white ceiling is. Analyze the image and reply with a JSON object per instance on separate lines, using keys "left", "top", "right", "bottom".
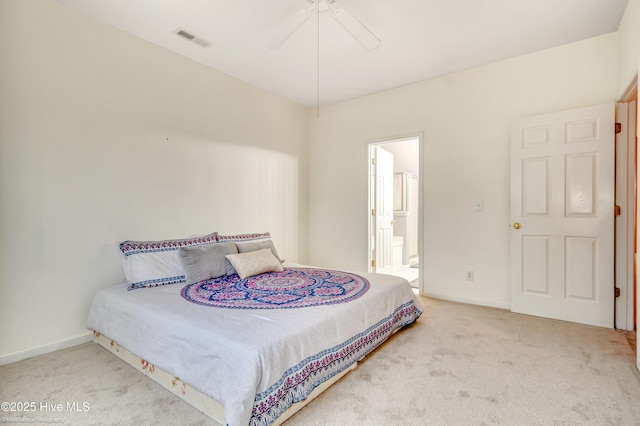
{"left": 56, "top": 0, "right": 628, "bottom": 107}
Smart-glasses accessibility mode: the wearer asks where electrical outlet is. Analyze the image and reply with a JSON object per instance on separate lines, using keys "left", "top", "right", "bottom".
{"left": 466, "top": 271, "right": 474, "bottom": 281}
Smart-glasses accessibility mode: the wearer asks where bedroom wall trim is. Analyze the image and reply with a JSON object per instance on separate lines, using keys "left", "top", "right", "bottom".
{"left": 422, "top": 291, "right": 510, "bottom": 311}
{"left": 0, "top": 331, "right": 93, "bottom": 366}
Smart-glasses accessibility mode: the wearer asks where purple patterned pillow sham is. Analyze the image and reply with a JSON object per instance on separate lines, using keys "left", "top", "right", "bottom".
{"left": 215, "top": 232, "right": 272, "bottom": 243}
{"left": 119, "top": 232, "right": 218, "bottom": 290}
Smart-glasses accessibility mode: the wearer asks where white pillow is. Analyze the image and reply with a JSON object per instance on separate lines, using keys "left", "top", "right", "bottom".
{"left": 119, "top": 232, "right": 218, "bottom": 290}
{"left": 225, "top": 248, "right": 284, "bottom": 279}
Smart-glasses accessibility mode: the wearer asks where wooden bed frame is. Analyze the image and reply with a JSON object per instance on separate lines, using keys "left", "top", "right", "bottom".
{"left": 93, "top": 331, "right": 358, "bottom": 425}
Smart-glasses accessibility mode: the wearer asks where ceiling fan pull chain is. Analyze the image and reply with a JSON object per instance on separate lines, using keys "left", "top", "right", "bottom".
{"left": 317, "top": 3, "right": 320, "bottom": 117}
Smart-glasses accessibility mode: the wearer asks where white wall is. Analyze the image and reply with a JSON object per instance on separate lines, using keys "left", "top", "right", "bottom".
{"left": 309, "top": 33, "right": 618, "bottom": 308}
{"left": 617, "top": 0, "right": 640, "bottom": 95}
{"left": 2, "top": 0, "right": 637, "bottom": 363}
{"left": 0, "top": 0, "right": 309, "bottom": 361}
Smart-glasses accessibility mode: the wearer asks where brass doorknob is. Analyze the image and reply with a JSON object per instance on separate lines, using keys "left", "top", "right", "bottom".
{"left": 513, "top": 222, "right": 521, "bottom": 229}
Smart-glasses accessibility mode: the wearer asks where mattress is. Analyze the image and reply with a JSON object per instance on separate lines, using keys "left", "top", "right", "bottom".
{"left": 87, "top": 267, "right": 422, "bottom": 425}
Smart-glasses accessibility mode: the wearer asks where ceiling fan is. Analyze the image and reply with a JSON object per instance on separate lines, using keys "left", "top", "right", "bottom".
{"left": 268, "top": 0, "right": 381, "bottom": 50}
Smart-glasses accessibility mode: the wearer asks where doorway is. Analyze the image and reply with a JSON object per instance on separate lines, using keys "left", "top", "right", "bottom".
{"left": 368, "top": 136, "right": 422, "bottom": 290}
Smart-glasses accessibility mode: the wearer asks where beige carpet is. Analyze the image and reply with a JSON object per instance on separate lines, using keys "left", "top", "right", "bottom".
{"left": 2, "top": 296, "right": 639, "bottom": 425}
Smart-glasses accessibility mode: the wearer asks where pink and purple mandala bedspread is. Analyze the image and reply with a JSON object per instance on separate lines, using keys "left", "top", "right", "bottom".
{"left": 181, "top": 267, "right": 370, "bottom": 309}
{"left": 178, "top": 267, "right": 421, "bottom": 425}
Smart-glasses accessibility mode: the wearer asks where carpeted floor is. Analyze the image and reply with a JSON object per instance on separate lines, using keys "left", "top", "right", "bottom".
{"left": 2, "top": 296, "right": 639, "bottom": 425}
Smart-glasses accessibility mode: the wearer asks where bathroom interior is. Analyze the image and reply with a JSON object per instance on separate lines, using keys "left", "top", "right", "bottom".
{"left": 380, "top": 138, "right": 420, "bottom": 287}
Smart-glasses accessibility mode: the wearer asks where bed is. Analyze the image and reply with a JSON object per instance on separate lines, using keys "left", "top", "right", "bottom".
{"left": 87, "top": 232, "right": 422, "bottom": 425}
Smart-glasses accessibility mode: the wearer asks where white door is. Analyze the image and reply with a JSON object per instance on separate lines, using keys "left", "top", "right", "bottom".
{"left": 374, "top": 146, "right": 394, "bottom": 273}
{"left": 510, "top": 103, "right": 615, "bottom": 328}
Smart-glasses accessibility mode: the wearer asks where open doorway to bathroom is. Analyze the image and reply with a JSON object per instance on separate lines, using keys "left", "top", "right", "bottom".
{"left": 368, "top": 136, "right": 421, "bottom": 290}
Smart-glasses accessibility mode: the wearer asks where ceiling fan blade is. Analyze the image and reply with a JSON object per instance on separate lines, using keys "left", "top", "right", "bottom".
{"left": 267, "top": 6, "right": 315, "bottom": 49}
{"left": 331, "top": 7, "right": 380, "bottom": 50}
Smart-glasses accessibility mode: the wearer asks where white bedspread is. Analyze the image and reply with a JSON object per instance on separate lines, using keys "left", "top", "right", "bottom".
{"left": 87, "top": 268, "right": 422, "bottom": 425}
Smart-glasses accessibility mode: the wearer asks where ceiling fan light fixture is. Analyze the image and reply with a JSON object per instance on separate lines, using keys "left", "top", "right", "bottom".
{"left": 267, "top": 0, "right": 379, "bottom": 51}
{"left": 317, "top": 0, "right": 330, "bottom": 13}
{"left": 266, "top": 0, "right": 380, "bottom": 113}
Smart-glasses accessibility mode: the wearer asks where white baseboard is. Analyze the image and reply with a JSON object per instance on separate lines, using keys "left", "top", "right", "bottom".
{"left": 0, "top": 332, "right": 94, "bottom": 366}
{"left": 421, "top": 291, "right": 510, "bottom": 310}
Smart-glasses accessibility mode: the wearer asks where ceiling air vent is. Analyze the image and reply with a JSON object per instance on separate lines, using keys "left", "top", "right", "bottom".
{"left": 174, "top": 28, "right": 212, "bottom": 48}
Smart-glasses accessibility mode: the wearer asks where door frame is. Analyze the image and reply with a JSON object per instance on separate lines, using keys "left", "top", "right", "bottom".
{"left": 615, "top": 80, "right": 637, "bottom": 331}
{"left": 367, "top": 133, "right": 424, "bottom": 294}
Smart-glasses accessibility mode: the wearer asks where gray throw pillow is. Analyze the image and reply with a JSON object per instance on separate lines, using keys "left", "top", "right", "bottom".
{"left": 236, "top": 239, "right": 283, "bottom": 262}
{"left": 178, "top": 242, "right": 238, "bottom": 284}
